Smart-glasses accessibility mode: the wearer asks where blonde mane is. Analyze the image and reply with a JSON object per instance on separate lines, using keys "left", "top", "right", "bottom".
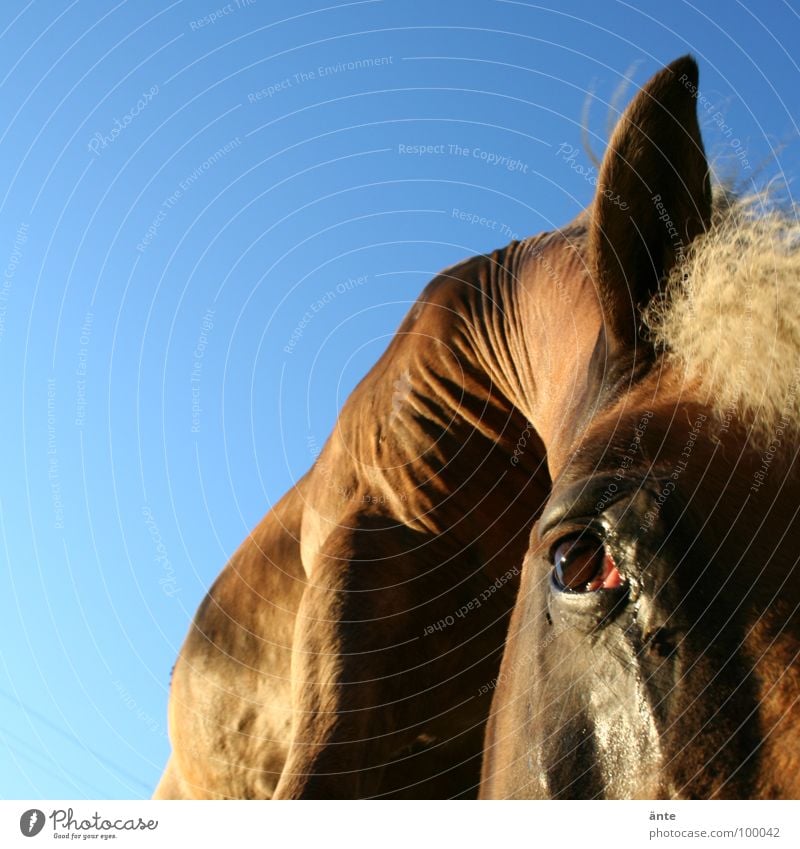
{"left": 644, "top": 187, "right": 800, "bottom": 450}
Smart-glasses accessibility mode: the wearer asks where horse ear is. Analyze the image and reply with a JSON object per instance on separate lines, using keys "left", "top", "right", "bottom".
{"left": 589, "top": 55, "right": 712, "bottom": 347}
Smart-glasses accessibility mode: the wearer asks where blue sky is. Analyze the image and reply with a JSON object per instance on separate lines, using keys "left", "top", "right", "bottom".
{"left": 0, "top": 0, "right": 798, "bottom": 799}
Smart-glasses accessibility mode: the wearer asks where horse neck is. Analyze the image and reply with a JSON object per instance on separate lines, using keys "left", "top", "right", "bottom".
{"left": 325, "top": 229, "right": 603, "bottom": 530}
{"left": 464, "top": 227, "right": 605, "bottom": 473}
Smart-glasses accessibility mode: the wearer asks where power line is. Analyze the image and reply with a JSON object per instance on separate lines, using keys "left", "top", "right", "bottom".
{"left": 0, "top": 726, "right": 112, "bottom": 798}
{"left": 0, "top": 688, "right": 152, "bottom": 794}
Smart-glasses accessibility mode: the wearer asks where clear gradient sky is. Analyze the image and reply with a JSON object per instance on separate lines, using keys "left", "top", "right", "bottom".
{"left": 1, "top": 0, "right": 798, "bottom": 799}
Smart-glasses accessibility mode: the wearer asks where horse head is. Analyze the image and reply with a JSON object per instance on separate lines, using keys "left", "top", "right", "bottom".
{"left": 480, "top": 56, "right": 800, "bottom": 799}
{"left": 158, "top": 56, "right": 800, "bottom": 802}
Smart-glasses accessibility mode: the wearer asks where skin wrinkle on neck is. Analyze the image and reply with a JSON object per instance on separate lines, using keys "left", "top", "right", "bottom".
{"left": 447, "top": 225, "right": 608, "bottom": 482}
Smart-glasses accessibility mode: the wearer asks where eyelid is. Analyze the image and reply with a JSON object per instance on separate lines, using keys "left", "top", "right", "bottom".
{"left": 542, "top": 519, "right": 608, "bottom": 562}
{"left": 539, "top": 477, "right": 634, "bottom": 536}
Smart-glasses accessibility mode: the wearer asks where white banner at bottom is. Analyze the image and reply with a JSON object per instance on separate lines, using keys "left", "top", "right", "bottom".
{"left": 2, "top": 799, "right": 798, "bottom": 848}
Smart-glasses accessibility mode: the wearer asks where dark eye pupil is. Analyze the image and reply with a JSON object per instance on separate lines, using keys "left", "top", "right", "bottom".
{"left": 553, "top": 536, "right": 606, "bottom": 591}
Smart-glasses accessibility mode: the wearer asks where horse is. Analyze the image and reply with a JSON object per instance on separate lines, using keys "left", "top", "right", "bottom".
{"left": 154, "top": 55, "right": 800, "bottom": 799}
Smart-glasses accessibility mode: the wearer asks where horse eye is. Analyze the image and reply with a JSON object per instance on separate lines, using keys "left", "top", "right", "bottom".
{"left": 551, "top": 534, "right": 622, "bottom": 592}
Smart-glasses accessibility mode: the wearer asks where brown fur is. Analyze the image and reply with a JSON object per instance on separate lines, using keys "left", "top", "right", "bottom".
{"left": 157, "top": 56, "right": 800, "bottom": 799}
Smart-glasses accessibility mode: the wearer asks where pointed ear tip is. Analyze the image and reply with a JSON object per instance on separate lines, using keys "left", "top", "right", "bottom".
{"left": 634, "top": 55, "right": 700, "bottom": 114}
{"left": 664, "top": 54, "right": 700, "bottom": 85}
